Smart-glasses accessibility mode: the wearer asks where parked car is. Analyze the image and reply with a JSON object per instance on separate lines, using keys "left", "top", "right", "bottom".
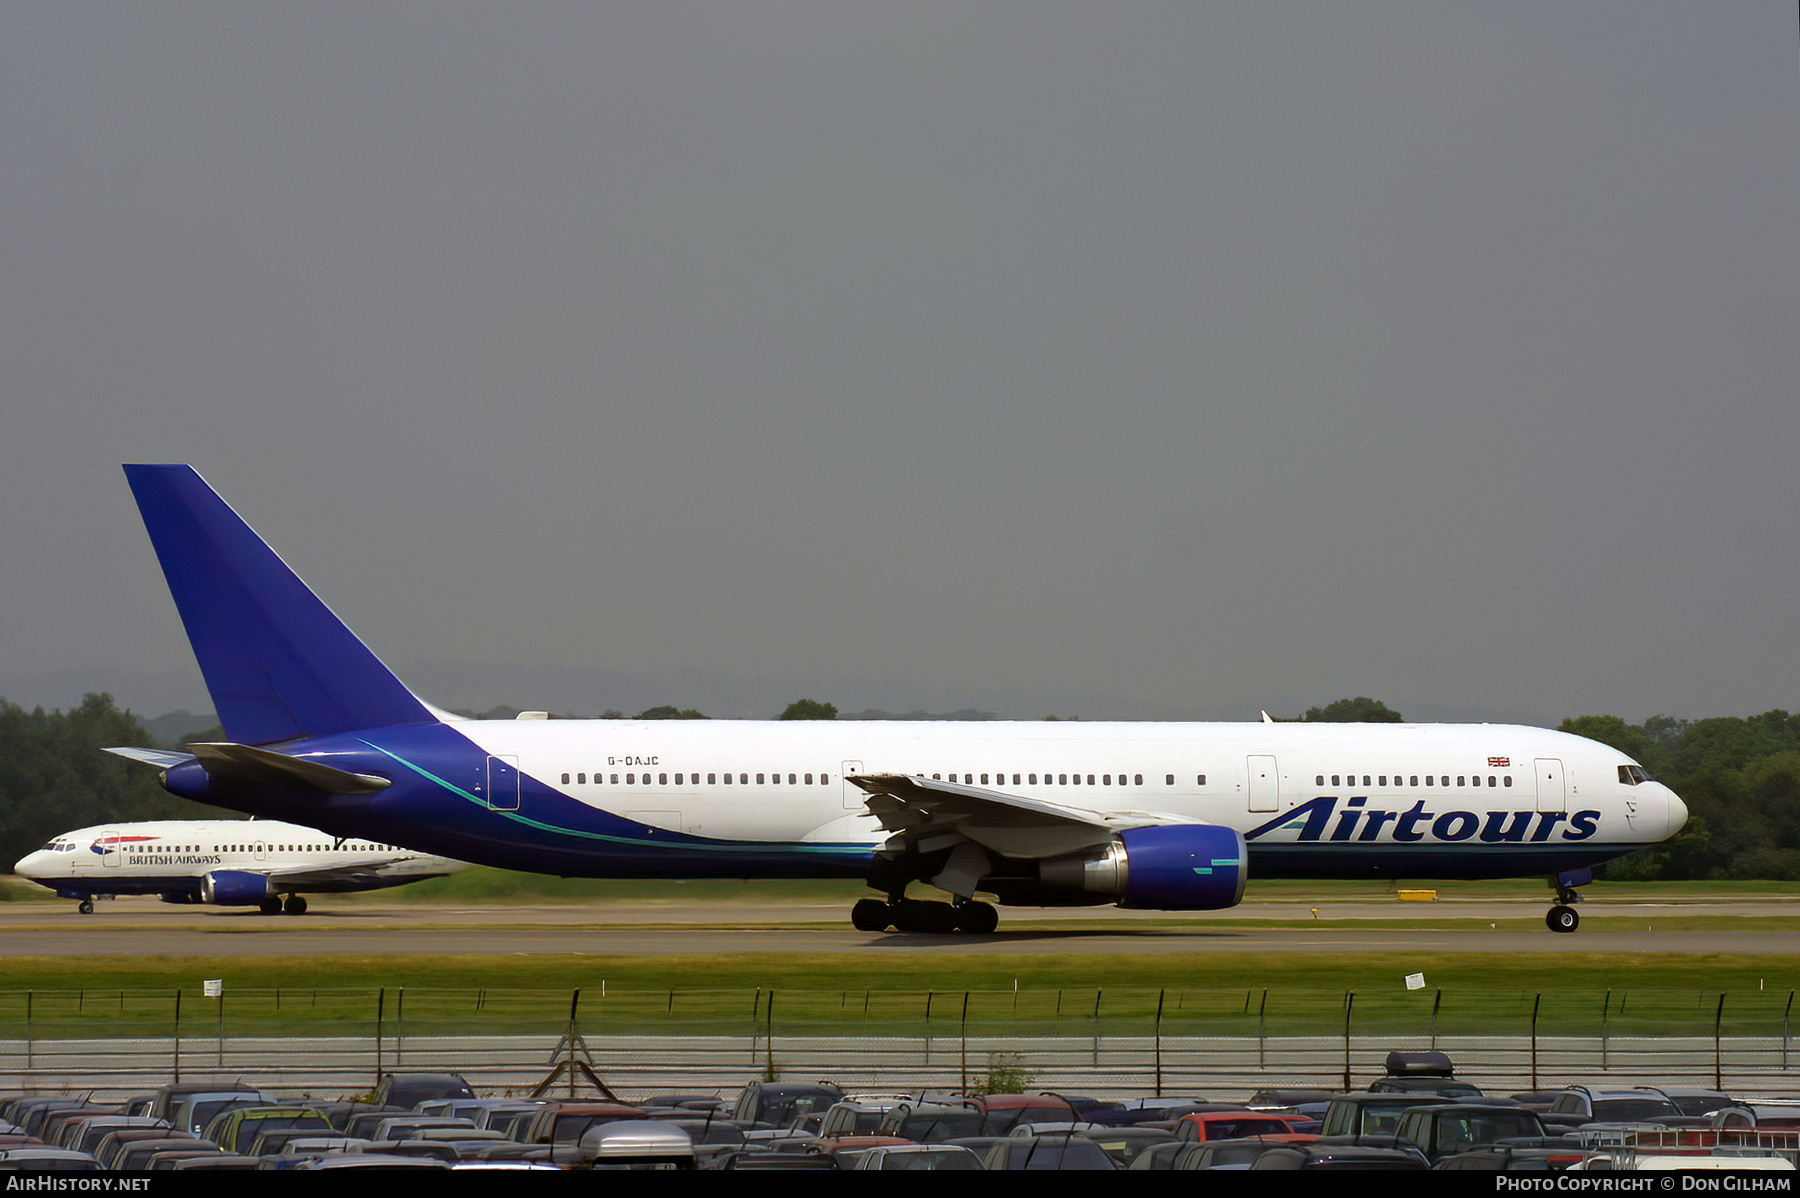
{"left": 1391, "top": 1103, "right": 1547, "bottom": 1163}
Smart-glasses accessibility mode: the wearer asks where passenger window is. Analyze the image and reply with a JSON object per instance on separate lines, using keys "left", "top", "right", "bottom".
{"left": 1504, "top": 776, "right": 1513, "bottom": 787}
{"left": 1134, "top": 774, "right": 1143, "bottom": 786}
{"left": 1166, "top": 775, "right": 1175, "bottom": 785}
{"left": 757, "top": 774, "right": 766, "bottom": 784}
{"left": 1410, "top": 776, "right": 1418, "bottom": 787}
{"left": 627, "top": 773, "right": 636, "bottom": 785}
{"left": 1197, "top": 774, "right": 1206, "bottom": 786}
{"left": 561, "top": 773, "right": 570, "bottom": 784}
{"left": 1029, "top": 774, "right": 1038, "bottom": 785}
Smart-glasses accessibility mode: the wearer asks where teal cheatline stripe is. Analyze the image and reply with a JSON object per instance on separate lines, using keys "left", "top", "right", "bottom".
{"left": 364, "top": 742, "right": 865, "bottom": 857}
{"left": 1212, "top": 858, "right": 1243, "bottom": 867}
{"left": 1191, "top": 867, "right": 1213, "bottom": 875}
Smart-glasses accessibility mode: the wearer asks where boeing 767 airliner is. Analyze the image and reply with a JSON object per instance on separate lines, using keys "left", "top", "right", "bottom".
{"left": 110, "top": 465, "right": 1686, "bottom": 934}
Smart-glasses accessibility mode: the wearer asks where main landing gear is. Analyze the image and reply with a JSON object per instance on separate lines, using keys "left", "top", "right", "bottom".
{"left": 257, "top": 894, "right": 309, "bottom": 915}
{"left": 852, "top": 895, "right": 999, "bottom": 935}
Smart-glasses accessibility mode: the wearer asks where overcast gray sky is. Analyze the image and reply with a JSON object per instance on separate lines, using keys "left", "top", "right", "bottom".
{"left": 2, "top": 3, "right": 1796, "bottom": 726}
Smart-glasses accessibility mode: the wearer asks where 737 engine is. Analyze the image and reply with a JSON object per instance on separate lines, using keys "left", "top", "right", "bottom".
{"left": 199, "top": 870, "right": 274, "bottom": 906}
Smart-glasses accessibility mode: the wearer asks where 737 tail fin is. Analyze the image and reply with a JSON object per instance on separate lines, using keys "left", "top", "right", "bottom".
{"left": 124, "top": 464, "right": 437, "bottom": 745}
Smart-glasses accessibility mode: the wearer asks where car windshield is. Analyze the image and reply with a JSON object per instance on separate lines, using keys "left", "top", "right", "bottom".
{"left": 1591, "top": 1098, "right": 1677, "bottom": 1121}
{"left": 895, "top": 1113, "right": 985, "bottom": 1142}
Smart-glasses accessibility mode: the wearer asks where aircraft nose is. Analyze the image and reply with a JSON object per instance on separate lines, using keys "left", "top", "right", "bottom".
{"left": 13, "top": 851, "right": 47, "bottom": 879}
{"left": 1664, "top": 788, "right": 1689, "bottom": 837}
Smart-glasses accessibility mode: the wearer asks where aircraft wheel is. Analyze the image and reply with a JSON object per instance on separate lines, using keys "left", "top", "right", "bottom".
{"left": 259, "top": 896, "right": 282, "bottom": 916}
{"left": 77, "top": 899, "right": 93, "bottom": 915}
{"left": 1546, "top": 905, "right": 1579, "bottom": 933}
{"left": 282, "top": 895, "right": 308, "bottom": 916}
{"left": 851, "top": 898, "right": 891, "bottom": 932}
{"left": 955, "top": 902, "right": 998, "bottom": 935}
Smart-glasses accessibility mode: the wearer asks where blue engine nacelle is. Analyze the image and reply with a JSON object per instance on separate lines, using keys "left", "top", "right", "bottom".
{"left": 200, "top": 870, "right": 273, "bottom": 906}
{"left": 1036, "top": 824, "right": 1247, "bottom": 911}
{"left": 1115, "top": 824, "right": 1247, "bottom": 909}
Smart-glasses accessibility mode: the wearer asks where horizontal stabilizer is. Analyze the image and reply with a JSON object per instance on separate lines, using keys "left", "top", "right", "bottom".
{"left": 103, "top": 746, "right": 198, "bottom": 770}
{"left": 187, "top": 742, "right": 392, "bottom": 795}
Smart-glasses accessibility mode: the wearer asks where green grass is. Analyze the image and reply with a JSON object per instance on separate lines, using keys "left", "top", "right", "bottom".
{"left": 3, "top": 953, "right": 1796, "bottom": 1040}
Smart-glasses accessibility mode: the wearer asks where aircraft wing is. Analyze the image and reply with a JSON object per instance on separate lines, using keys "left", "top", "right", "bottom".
{"left": 846, "top": 773, "right": 1190, "bottom": 861}
{"left": 255, "top": 858, "right": 446, "bottom": 889}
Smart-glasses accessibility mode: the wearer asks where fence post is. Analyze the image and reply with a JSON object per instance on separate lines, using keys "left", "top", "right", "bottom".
{"left": 24, "top": 991, "right": 30, "bottom": 1071}
{"left": 1784, "top": 991, "right": 1794, "bottom": 1071}
{"left": 1341, "top": 992, "right": 1354, "bottom": 1091}
{"left": 172, "top": 989, "right": 181, "bottom": 1083}
{"left": 1257, "top": 989, "right": 1267, "bottom": 1068}
{"left": 1714, "top": 993, "right": 1726, "bottom": 1091}
{"left": 375, "top": 987, "right": 385, "bottom": 1083}
{"left": 960, "top": 992, "right": 970, "bottom": 1096}
{"left": 763, "top": 991, "right": 778, "bottom": 1082}
{"left": 1601, "top": 989, "right": 1611, "bottom": 1071}
{"left": 1530, "top": 992, "right": 1541, "bottom": 1090}
{"left": 1091, "top": 990, "right": 1102, "bottom": 1067}
{"left": 1430, "top": 988, "right": 1441, "bottom": 1048}
{"left": 925, "top": 991, "right": 934, "bottom": 1065}
{"left": 1154, "top": 990, "right": 1165, "bottom": 1095}
{"left": 568, "top": 989, "right": 582, "bottom": 1099}
{"left": 751, "top": 988, "right": 761, "bottom": 1067}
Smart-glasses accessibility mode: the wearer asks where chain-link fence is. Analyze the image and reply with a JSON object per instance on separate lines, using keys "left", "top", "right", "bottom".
{"left": 2, "top": 986, "right": 1796, "bottom": 1100}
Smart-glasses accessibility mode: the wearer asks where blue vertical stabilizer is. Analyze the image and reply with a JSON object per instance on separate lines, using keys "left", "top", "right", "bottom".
{"left": 124, "top": 464, "right": 435, "bottom": 745}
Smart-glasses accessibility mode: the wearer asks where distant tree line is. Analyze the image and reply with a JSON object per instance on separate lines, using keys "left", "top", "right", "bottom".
{"left": 0, "top": 694, "right": 214, "bottom": 877}
{"left": 1560, "top": 711, "right": 1800, "bottom": 881}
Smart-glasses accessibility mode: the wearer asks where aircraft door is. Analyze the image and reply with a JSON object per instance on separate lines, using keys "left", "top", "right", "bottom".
{"left": 98, "top": 830, "right": 121, "bottom": 868}
{"left": 842, "top": 761, "right": 865, "bottom": 810}
{"left": 1248, "top": 756, "right": 1280, "bottom": 812}
{"left": 486, "top": 755, "right": 521, "bottom": 811}
{"left": 1534, "top": 758, "right": 1566, "bottom": 813}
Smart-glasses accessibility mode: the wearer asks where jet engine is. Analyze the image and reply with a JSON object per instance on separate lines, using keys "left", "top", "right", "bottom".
{"left": 199, "top": 870, "right": 274, "bottom": 906}
{"left": 991, "top": 824, "right": 1247, "bottom": 910}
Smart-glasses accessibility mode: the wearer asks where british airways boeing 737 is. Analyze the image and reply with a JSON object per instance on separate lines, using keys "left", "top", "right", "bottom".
{"left": 111, "top": 464, "right": 1687, "bottom": 934}
{"left": 14, "top": 818, "right": 465, "bottom": 914}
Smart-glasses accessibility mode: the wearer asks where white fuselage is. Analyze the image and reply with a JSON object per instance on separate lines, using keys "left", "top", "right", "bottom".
{"left": 437, "top": 716, "right": 1682, "bottom": 873}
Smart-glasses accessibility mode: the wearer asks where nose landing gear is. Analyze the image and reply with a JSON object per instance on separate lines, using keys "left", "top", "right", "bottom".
{"left": 1546, "top": 870, "right": 1588, "bottom": 933}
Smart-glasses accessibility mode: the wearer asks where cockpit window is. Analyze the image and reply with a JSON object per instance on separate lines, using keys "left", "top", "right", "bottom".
{"left": 1618, "top": 765, "right": 1652, "bottom": 785}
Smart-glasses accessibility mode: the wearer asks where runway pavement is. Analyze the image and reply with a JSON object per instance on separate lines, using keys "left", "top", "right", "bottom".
{"left": 1, "top": 892, "right": 1794, "bottom": 956}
